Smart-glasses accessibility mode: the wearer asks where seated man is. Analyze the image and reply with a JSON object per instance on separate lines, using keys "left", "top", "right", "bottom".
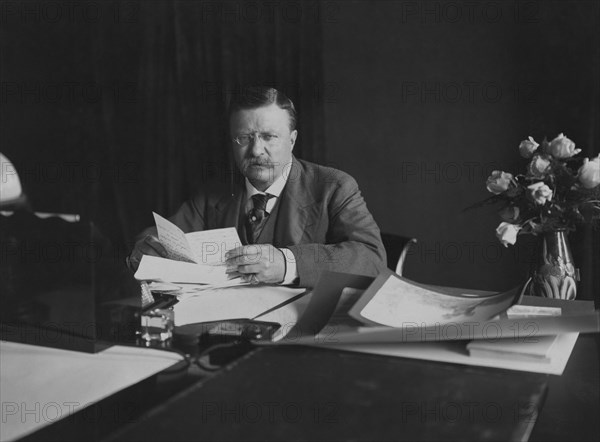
{"left": 127, "top": 87, "right": 386, "bottom": 288}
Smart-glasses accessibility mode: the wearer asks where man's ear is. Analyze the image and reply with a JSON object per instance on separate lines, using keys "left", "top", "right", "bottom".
{"left": 289, "top": 130, "right": 298, "bottom": 151}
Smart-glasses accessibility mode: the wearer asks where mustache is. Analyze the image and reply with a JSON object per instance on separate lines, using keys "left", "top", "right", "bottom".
{"left": 245, "top": 159, "right": 273, "bottom": 167}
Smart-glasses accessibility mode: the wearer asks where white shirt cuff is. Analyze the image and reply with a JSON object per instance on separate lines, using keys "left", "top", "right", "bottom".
{"left": 279, "top": 248, "right": 298, "bottom": 285}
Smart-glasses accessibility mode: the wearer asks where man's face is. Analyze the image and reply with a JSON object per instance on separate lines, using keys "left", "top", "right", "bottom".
{"left": 230, "top": 104, "right": 297, "bottom": 191}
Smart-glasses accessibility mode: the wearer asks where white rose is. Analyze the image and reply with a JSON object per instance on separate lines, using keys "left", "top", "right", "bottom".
{"left": 496, "top": 222, "right": 521, "bottom": 247}
{"left": 519, "top": 136, "right": 539, "bottom": 158}
{"left": 486, "top": 170, "right": 513, "bottom": 194}
{"left": 578, "top": 154, "right": 600, "bottom": 189}
{"left": 548, "top": 133, "right": 581, "bottom": 159}
{"left": 528, "top": 154, "right": 552, "bottom": 178}
{"left": 527, "top": 182, "right": 553, "bottom": 205}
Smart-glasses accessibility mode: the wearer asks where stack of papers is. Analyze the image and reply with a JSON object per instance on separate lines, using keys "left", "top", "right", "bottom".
{"left": 172, "top": 285, "right": 307, "bottom": 329}
{"left": 262, "top": 270, "right": 600, "bottom": 375}
{"left": 134, "top": 255, "right": 245, "bottom": 287}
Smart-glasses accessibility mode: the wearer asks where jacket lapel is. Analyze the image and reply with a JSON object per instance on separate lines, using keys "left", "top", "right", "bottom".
{"left": 274, "top": 157, "right": 317, "bottom": 246}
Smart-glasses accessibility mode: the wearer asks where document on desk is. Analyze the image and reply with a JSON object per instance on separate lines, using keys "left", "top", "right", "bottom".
{"left": 153, "top": 212, "right": 242, "bottom": 265}
{"left": 265, "top": 270, "right": 599, "bottom": 344}
{"left": 173, "top": 285, "right": 307, "bottom": 330}
{"left": 135, "top": 213, "right": 243, "bottom": 286}
{"left": 0, "top": 341, "right": 184, "bottom": 442}
{"left": 348, "top": 270, "right": 522, "bottom": 327}
{"left": 134, "top": 255, "right": 244, "bottom": 286}
{"left": 325, "top": 333, "right": 580, "bottom": 375}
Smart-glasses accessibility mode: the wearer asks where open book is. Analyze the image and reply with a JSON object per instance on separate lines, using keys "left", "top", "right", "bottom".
{"left": 134, "top": 213, "right": 244, "bottom": 287}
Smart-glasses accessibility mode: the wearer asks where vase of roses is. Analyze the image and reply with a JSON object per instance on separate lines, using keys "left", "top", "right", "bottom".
{"left": 472, "top": 133, "right": 600, "bottom": 300}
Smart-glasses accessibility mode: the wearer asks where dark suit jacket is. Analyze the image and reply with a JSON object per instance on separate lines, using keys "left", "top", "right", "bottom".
{"left": 140, "top": 157, "right": 386, "bottom": 287}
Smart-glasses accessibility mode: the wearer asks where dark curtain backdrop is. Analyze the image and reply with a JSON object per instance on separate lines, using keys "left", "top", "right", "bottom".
{"left": 94, "top": 1, "right": 326, "bottom": 247}
{"left": 320, "top": 1, "right": 600, "bottom": 299}
{"left": 1, "top": 1, "right": 598, "bottom": 297}
{"left": 1, "top": 1, "right": 325, "bottom": 254}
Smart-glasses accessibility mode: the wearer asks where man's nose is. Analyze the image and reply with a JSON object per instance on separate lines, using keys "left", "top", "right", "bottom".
{"left": 249, "top": 134, "right": 267, "bottom": 155}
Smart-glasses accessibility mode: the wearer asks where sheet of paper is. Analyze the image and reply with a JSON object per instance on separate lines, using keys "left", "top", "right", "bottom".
{"left": 173, "top": 285, "right": 306, "bottom": 326}
{"left": 185, "top": 227, "right": 242, "bottom": 266}
{"left": 506, "top": 305, "right": 562, "bottom": 318}
{"left": 0, "top": 341, "right": 183, "bottom": 442}
{"left": 357, "top": 274, "right": 520, "bottom": 327}
{"left": 255, "top": 292, "right": 313, "bottom": 342}
{"left": 281, "top": 271, "right": 375, "bottom": 340}
{"left": 323, "top": 333, "right": 579, "bottom": 375}
{"left": 466, "top": 335, "right": 559, "bottom": 362}
{"left": 280, "top": 310, "right": 600, "bottom": 345}
{"left": 134, "top": 255, "right": 236, "bottom": 284}
{"left": 174, "top": 280, "right": 249, "bottom": 296}
{"left": 148, "top": 280, "right": 249, "bottom": 298}
{"left": 153, "top": 212, "right": 196, "bottom": 262}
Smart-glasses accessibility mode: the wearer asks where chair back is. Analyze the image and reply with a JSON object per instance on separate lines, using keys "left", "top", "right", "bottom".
{"left": 380, "top": 233, "right": 418, "bottom": 276}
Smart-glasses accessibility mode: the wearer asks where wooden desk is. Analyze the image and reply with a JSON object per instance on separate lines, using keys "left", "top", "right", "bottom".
{"left": 0, "top": 342, "right": 191, "bottom": 442}
{"left": 101, "top": 335, "right": 599, "bottom": 442}
{"left": 9, "top": 335, "right": 598, "bottom": 441}
{"left": 530, "top": 334, "right": 600, "bottom": 441}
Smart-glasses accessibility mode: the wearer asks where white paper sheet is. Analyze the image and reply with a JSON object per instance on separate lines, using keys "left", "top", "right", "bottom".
{"left": 325, "top": 333, "right": 579, "bottom": 375}
{"left": 357, "top": 274, "right": 519, "bottom": 327}
{"left": 173, "top": 285, "right": 306, "bottom": 326}
{"left": 153, "top": 212, "right": 196, "bottom": 262}
{"left": 0, "top": 341, "right": 183, "bottom": 442}
{"left": 153, "top": 212, "right": 241, "bottom": 265}
{"left": 186, "top": 228, "right": 243, "bottom": 266}
{"left": 134, "top": 255, "right": 242, "bottom": 285}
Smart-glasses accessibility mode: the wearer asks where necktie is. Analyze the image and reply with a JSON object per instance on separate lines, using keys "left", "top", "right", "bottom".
{"left": 246, "top": 193, "right": 273, "bottom": 244}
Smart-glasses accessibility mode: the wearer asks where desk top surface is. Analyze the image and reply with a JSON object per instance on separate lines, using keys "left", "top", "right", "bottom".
{"left": 5, "top": 335, "right": 598, "bottom": 442}
{"left": 0, "top": 341, "right": 183, "bottom": 442}
{"left": 105, "top": 343, "right": 558, "bottom": 442}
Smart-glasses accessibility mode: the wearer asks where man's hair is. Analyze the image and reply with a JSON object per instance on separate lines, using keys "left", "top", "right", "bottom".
{"left": 228, "top": 86, "right": 297, "bottom": 131}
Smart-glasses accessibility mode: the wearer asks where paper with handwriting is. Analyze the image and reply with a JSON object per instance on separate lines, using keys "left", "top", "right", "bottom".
{"left": 153, "top": 212, "right": 241, "bottom": 265}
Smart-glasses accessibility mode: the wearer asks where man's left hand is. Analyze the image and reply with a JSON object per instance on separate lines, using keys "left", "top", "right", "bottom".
{"left": 225, "top": 244, "right": 285, "bottom": 284}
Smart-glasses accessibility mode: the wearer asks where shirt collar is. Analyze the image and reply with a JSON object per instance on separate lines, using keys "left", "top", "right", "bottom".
{"left": 244, "top": 169, "right": 289, "bottom": 200}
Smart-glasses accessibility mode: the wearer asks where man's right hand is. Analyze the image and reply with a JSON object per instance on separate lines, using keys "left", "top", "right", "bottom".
{"left": 126, "top": 235, "right": 168, "bottom": 271}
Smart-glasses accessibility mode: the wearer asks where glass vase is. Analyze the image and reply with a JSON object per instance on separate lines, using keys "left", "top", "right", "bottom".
{"left": 527, "top": 229, "right": 579, "bottom": 300}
